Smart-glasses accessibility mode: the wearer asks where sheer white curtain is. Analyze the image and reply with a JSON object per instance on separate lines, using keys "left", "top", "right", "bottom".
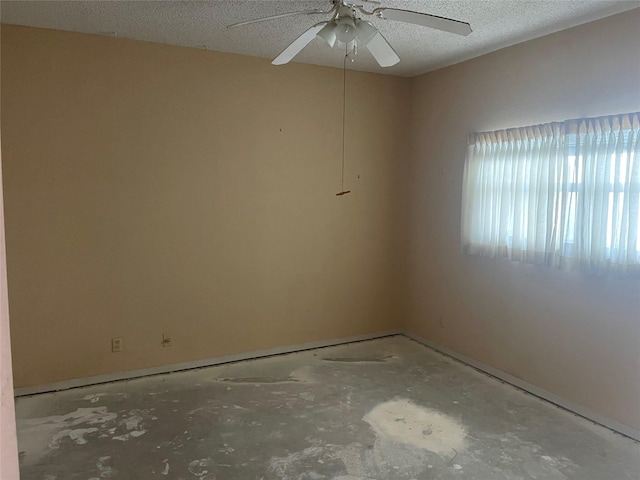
{"left": 462, "top": 112, "right": 639, "bottom": 276}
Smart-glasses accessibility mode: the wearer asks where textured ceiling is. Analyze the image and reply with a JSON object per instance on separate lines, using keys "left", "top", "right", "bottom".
{"left": 2, "top": 1, "right": 639, "bottom": 77}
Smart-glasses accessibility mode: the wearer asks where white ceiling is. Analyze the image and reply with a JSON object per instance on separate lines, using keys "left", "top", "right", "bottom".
{"left": 2, "top": 1, "right": 638, "bottom": 77}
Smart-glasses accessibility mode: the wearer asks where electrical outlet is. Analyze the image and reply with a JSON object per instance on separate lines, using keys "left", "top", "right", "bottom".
{"left": 162, "top": 333, "right": 172, "bottom": 347}
{"left": 111, "top": 337, "right": 123, "bottom": 353}
{"left": 439, "top": 316, "right": 445, "bottom": 328}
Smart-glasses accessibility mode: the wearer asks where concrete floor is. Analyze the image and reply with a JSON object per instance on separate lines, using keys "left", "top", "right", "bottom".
{"left": 15, "top": 335, "right": 640, "bottom": 479}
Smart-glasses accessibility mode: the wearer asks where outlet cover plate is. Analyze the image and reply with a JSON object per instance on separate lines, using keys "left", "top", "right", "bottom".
{"left": 111, "top": 337, "right": 123, "bottom": 353}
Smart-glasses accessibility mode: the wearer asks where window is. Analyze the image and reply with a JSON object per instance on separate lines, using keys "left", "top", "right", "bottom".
{"left": 461, "top": 113, "right": 639, "bottom": 276}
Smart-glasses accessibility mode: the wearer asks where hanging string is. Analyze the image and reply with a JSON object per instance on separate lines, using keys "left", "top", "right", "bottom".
{"left": 337, "top": 42, "right": 352, "bottom": 196}
{"left": 341, "top": 44, "right": 347, "bottom": 191}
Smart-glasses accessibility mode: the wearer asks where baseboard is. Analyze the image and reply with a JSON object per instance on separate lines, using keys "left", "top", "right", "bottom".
{"left": 15, "top": 328, "right": 639, "bottom": 443}
{"left": 401, "top": 330, "right": 640, "bottom": 443}
{"left": 14, "top": 329, "right": 402, "bottom": 397}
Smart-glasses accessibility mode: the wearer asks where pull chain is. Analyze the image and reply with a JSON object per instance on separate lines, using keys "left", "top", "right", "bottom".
{"left": 337, "top": 42, "right": 352, "bottom": 197}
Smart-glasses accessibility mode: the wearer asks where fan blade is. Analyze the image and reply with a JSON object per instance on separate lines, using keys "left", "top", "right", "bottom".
{"left": 375, "top": 8, "right": 472, "bottom": 36}
{"left": 272, "top": 23, "right": 327, "bottom": 65}
{"left": 228, "top": 9, "right": 327, "bottom": 28}
{"left": 366, "top": 31, "right": 399, "bottom": 67}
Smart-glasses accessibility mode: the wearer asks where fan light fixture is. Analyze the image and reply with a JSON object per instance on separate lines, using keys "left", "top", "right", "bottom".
{"left": 318, "top": 18, "right": 377, "bottom": 48}
{"left": 335, "top": 16, "right": 356, "bottom": 42}
{"left": 355, "top": 20, "right": 377, "bottom": 46}
{"left": 317, "top": 22, "right": 337, "bottom": 47}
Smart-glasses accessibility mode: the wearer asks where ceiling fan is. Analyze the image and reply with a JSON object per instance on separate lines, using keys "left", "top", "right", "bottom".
{"left": 228, "top": 0, "right": 472, "bottom": 67}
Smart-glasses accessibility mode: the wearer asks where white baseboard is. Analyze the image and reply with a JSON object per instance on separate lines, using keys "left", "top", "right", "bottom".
{"left": 401, "top": 330, "right": 640, "bottom": 443}
{"left": 14, "top": 329, "right": 402, "bottom": 397}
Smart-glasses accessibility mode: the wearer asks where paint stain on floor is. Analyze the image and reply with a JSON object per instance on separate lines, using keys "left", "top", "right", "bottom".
{"left": 364, "top": 398, "right": 467, "bottom": 458}
{"left": 14, "top": 336, "right": 640, "bottom": 479}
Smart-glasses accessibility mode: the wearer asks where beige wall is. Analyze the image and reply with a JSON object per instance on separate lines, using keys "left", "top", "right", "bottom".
{"left": 405, "top": 9, "right": 640, "bottom": 431}
{"left": 1, "top": 144, "right": 20, "bottom": 479}
{"left": 1, "top": 25, "right": 410, "bottom": 388}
